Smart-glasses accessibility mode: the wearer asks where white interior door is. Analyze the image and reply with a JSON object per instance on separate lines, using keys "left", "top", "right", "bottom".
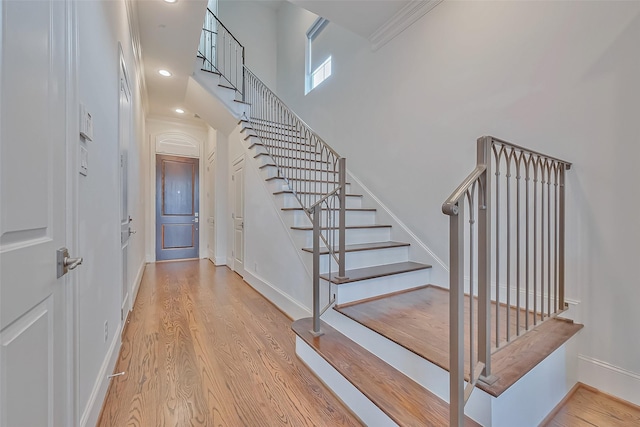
{"left": 119, "top": 54, "right": 132, "bottom": 324}
{"left": 0, "top": 1, "right": 71, "bottom": 426}
{"left": 207, "top": 153, "right": 216, "bottom": 262}
{"left": 232, "top": 157, "right": 245, "bottom": 276}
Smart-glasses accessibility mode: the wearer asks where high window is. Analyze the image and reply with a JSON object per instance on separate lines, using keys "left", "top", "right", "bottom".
{"left": 305, "top": 17, "right": 331, "bottom": 94}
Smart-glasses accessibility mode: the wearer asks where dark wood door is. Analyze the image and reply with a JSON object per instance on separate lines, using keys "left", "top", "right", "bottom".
{"left": 156, "top": 154, "right": 199, "bottom": 261}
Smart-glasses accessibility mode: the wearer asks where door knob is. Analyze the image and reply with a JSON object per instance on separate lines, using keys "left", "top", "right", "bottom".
{"left": 64, "top": 256, "right": 83, "bottom": 270}
{"left": 57, "top": 247, "right": 83, "bottom": 278}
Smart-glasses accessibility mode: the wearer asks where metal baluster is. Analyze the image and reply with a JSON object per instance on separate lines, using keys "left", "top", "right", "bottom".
{"left": 533, "top": 161, "right": 538, "bottom": 326}
{"left": 541, "top": 160, "right": 546, "bottom": 323}
{"left": 494, "top": 145, "right": 501, "bottom": 348}
{"left": 515, "top": 153, "right": 522, "bottom": 335}
{"left": 506, "top": 150, "right": 512, "bottom": 342}
{"left": 311, "top": 205, "right": 322, "bottom": 337}
{"left": 467, "top": 187, "right": 476, "bottom": 385}
{"left": 477, "top": 137, "right": 492, "bottom": 380}
{"left": 525, "top": 155, "right": 530, "bottom": 330}
{"left": 547, "top": 162, "right": 552, "bottom": 317}
{"left": 558, "top": 164, "right": 566, "bottom": 311}
{"left": 449, "top": 199, "right": 465, "bottom": 427}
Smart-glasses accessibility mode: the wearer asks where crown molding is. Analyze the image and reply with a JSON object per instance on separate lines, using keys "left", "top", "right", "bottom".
{"left": 369, "top": 0, "right": 444, "bottom": 51}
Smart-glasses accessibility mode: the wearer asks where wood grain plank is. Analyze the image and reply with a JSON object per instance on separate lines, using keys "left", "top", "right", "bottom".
{"left": 97, "top": 260, "right": 361, "bottom": 427}
{"left": 541, "top": 383, "right": 640, "bottom": 427}
{"left": 293, "top": 318, "right": 480, "bottom": 426}
{"left": 336, "top": 285, "right": 583, "bottom": 397}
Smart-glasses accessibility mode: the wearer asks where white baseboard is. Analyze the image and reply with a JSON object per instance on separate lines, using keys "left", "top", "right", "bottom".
{"left": 578, "top": 355, "right": 640, "bottom": 406}
{"left": 214, "top": 256, "right": 226, "bottom": 266}
{"left": 243, "top": 270, "right": 310, "bottom": 320}
{"left": 130, "top": 260, "right": 145, "bottom": 308}
{"left": 79, "top": 329, "right": 121, "bottom": 427}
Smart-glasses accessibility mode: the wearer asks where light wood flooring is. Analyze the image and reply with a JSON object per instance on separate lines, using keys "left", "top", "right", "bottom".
{"left": 542, "top": 383, "right": 640, "bottom": 426}
{"left": 97, "top": 260, "right": 361, "bottom": 427}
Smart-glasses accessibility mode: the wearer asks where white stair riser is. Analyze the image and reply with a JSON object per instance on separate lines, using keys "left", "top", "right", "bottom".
{"left": 268, "top": 180, "right": 351, "bottom": 195}
{"left": 261, "top": 165, "right": 339, "bottom": 181}
{"left": 284, "top": 209, "right": 376, "bottom": 227}
{"left": 311, "top": 246, "right": 410, "bottom": 272}
{"left": 293, "top": 226, "right": 390, "bottom": 247}
{"left": 254, "top": 155, "right": 332, "bottom": 170}
{"left": 279, "top": 193, "right": 362, "bottom": 209}
{"left": 333, "top": 268, "right": 431, "bottom": 306}
{"left": 251, "top": 145, "right": 321, "bottom": 159}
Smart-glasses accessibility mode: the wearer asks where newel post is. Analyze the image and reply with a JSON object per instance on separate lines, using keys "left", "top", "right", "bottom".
{"left": 477, "top": 136, "right": 493, "bottom": 380}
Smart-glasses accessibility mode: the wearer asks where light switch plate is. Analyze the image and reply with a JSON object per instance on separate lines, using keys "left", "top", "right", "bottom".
{"left": 79, "top": 103, "right": 93, "bottom": 141}
{"left": 80, "top": 145, "right": 88, "bottom": 176}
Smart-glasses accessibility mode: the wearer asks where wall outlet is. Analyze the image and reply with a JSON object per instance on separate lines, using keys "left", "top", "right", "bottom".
{"left": 104, "top": 321, "right": 108, "bottom": 343}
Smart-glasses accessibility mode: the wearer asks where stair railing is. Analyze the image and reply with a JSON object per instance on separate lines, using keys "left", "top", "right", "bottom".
{"left": 199, "top": 8, "right": 245, "bottom": 96}
{"left": 243, "top": 68, "right": 347, "bottom": 336}
{"left": 442, "top": 136, "right": 571, "bottom": 426}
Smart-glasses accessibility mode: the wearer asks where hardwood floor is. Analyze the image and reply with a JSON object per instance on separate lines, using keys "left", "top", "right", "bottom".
{"left": 97, "top": 260, "right": 361, "bottom": 427}
{"left": 541, "top": 383, "right": 640, "bottom": 426}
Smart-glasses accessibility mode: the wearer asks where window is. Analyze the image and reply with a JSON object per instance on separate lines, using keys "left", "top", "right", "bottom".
{"left": 311, "top": 56, "right": 331, "bottom": 90}
{"left": 305, "top": 17, "right": 331, "bottom": 94}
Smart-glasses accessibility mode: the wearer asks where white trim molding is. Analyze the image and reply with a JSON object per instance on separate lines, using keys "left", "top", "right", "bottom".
{"left": 578, "top": 355, "right": 640, "bottom": 407}
{"left": 243, "top": 270, "right": 310, "bottom": 320}
{"left": 369, "top": 0, "right": 444, "bottom": 51}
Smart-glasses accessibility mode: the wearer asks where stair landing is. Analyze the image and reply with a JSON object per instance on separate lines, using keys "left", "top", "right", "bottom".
{"left": 334, "top": 285, "right": 583, "bottom": 397}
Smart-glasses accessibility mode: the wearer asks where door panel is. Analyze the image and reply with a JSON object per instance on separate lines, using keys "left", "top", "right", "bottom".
{"left": 119, "top": 55, "right": 132, "bottom": 320}
{"left": 156, "top": 155, "right": 199, "bottom": 260}
{"left": 0, "top": 1, "right": 68, "bottom": 426}
{"left": 207, "top": 154, "right": 215, "bottom": 262}
{"left": 232, "top": 157, "right": 245, "bottom": 275}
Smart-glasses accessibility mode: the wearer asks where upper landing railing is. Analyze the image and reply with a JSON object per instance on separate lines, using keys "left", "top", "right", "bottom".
{"left": 443, "top": 136, "right": 571, "bottom": 426}
{"left": 198, "top": 8, "right": 245, "bottom": 95}
{"left": 198, "top": 11, "right": 347, "bottom": 336}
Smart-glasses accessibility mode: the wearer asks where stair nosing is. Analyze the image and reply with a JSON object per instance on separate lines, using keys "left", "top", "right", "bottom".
{"left": 291, "top": 224, "right": 391, "bottom": 231}
{"left": 301, "top": 241, "right": 410, "bottom": 255}
{"left": 274, "top": 190, "right": 362, "bottom": 197}
{"left": 319, "top": 261, "right": 432, "bottom": 284}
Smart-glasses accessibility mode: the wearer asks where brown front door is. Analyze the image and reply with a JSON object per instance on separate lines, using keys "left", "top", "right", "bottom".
{"left": 156, "top": 154, "right": 199, "bottom": 261}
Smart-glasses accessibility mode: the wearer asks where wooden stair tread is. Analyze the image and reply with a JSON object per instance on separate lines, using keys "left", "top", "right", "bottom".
{"left": 334, "top": 285, "right": 583, "bottom": 397}
{"left": 292, "top": 318, "right": 480, "bottom": 427}
{"left": 260, "top": 164, "right": 338, "bottom": 173}
{"left": 266, "top": 176, "right": 351, "bottom": 185}
{"left": 291, "top": 224, "right": 390, "bottom": 231}
{"left": 254, "top": 152, "right": 330, "bottom": 163}
{"left": 274, "top": 190, "right": 361, "bottom": 197}
{"left": 320, "top": 261, "right": 431, "bottom": 284}
{"left": 281, "top": 207, "right": 376, "bottom": 212}
{"left": 302, "top": 241, "right": 410, "bottom": 255}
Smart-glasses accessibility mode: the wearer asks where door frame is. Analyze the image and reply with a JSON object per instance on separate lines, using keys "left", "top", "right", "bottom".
{"left": 146, "top": 127, "right": 204, "bottom": 262}
{"left": 231, "top": 154, "right": 245, "bottom": 277}
{"left": 118, "top": 44, "right": 133, "bottom": 322}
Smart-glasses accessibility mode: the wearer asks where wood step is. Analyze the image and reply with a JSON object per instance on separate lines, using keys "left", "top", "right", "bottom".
{"left": 291, "top": 224, "right": 390, "bottom": 231}
{"left": 254, "top": 152, "right": 330, "bottom": 164}
{"left": 274, "top": 190, "right": 362, "bottom": 197}
{"left": 248, "top": 141, "right": 314, "bottom": 153}
{"left": 281, "top": 207, "right": 376, "bottom": 212}
{"left": 334, "top": 285, "right": 583, "bottom": 397}
{"left": 292, "top": 318, "right": 480, "bottom": 427}
{"left": 320, "top": 261, "right": 431, "bottom": 284}
{"left": 266, "top": 176, "right": 350, "bottom": 185}
{"left": 302, "top": 241, "right": 410, "bottom": 255}
{"left": 260, "top": 164, "right": 338, "bottom": 174}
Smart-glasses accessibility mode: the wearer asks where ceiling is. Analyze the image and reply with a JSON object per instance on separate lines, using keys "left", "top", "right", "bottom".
{"left": 134, "top": 0, "right": 414, "bottom": 122}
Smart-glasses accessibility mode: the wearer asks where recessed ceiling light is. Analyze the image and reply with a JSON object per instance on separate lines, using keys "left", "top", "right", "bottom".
{"left": 175, "top": 108, "right": 185, "bottom": 114}
{"left": 158, "top": 69, "right": 172, "bottom": 77}
{"left": 164, "top": 0, "right": 177, "bottom": 3}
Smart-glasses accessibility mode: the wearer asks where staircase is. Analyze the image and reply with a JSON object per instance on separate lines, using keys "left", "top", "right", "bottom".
{"left": 194, "top": 9, "right": 583, "bottom": 426}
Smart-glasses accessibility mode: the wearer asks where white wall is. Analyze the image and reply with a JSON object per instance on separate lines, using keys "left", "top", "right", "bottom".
{"left": 273, "top": 1, "right": 640, "bottom": 403}
{"left": 76, "top": 0, "right": 147, "bottom": 424}
{"left": 217, "top": 0, "right": 279, "bottom": 90}
{"left": 227, "top": 125, "right": 313, "bottom": 316}
{"left": 145, "top": 117, "right": 209, "bottom": 262}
